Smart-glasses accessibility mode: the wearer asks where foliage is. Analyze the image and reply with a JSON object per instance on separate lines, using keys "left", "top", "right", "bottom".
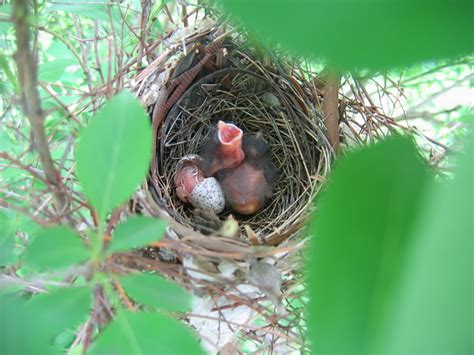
{"left": 107, "top": 216, "right": 166, "bottom": 255}
{"left": 308, "top": 133, "right": 473, "bottom": 353}
{"left": 0, "top": 90, "right": 201, "bottom": 354}
{"left": 89, "top": 310, "right": 203, "bottom": 355}
{"left": 219, "top": 0, "right": 474, "bottom": 69}
{"left": 0, "top": 0, "right": 472, "bottom": 354}
{"left": 24, "top": 226, "right": 89, "bottom": 270}
{"left": 76, "top": 92, "right": 152, "bottom": 222}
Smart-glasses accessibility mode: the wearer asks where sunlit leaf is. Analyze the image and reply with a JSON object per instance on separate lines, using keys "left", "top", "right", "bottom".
{"left": 0, "top": 211, "right": 16, "bottom": 265}
{"left": 219, "top": 0, "right": 474, "bottom": 69}
{"left": 39, "top": 58, "right": 73, "bottom": 82}
{"left": 119, "top": 273, "right": 190, "bottom": 312}
{"left": 108, "top": 216, "right": 166, "bottom": 254}
{"left": 47, "top": 0, "right": 122, "bottom": 25}
{"left": 24, "top": 226, "right": 89, "bottom": 270}
{"left": 308, "top": 136, "right": 430, "bottom": 353}
{"left": 0, "top": 211, "right": 39, "bottom": 266}
{"left": 377, "top": 130, "right": 473, "bottom": 353}
{"left": 89, "top": 310, "right": 204, "bottom": 355}
{"left": 0, "top": 54, "right": 18, "bottom": 92}
{"left": 47, "top": 1, "right": 108, "bottom": 21}
{"left": 76, "top": 91, "right": 152, "bottom": 222}
{"left": 0, "top": 4, "right": 12, "bottom": 34}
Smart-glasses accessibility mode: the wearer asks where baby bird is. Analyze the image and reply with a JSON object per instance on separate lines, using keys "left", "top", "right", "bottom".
{"left": 202, "top": 122, "right": 277, "bottom": 215}
{"left": 174, "top": 155, "right": 225, "bottom": 214}
{"left": 219, "top": 132, "right": 277, "bottom": 215}
{"left": 218, "top": 162, "right": 272, "bottom": 215}
{"left": 201, "top": 121, "right": 245, "bottom": 176}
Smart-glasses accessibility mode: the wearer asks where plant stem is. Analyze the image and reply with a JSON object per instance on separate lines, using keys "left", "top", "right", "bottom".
{"left": 12, "top": 0, "right": 69, "bottom": 217}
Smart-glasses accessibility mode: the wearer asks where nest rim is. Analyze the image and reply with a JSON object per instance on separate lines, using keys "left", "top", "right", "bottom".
{"left": 146, "top": 37, "right": 332, "bottom": 245}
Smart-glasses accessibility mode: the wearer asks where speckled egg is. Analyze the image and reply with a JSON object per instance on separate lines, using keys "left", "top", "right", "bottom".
{"left": 188, "top": 177, "right": 225, "bottom": 214}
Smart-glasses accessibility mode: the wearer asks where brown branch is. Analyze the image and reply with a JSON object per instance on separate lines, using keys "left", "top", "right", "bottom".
{"left": 12, "top": 0, "right": 68, "bottom": 215}
{"left": 322, "top": 70, "right": 341, "bottom": 152}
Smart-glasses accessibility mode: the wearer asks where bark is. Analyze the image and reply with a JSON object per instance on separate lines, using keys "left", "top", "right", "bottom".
{"left": 322, "top": 70, "right": 341, "bottom": 153}
{"left": 13, "top": 0, "right": 68, "bottom": 214}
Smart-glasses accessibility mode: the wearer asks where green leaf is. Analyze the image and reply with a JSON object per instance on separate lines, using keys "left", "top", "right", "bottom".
{"left": 26, "top": 287, "right": 91, "bottom": 336}
{"left": 308, "top": 136, "right": 430, "bottom": 353}
{"left": 0, "top": 287, "right": 91, "bottom": 354}
{"left": 377, "top": 131, "right": 473, "bottom": 353}
{"left": 0, "top": 211, "right": 16, "bottom": 265}
{"left": 76, "top": 91, "right": 152, "bottom": 222}
{"left": 0, "top": 4, "right": 12, "bottom": 35}
{"left": 119, "top": 273, "right": 190, "bottom": 312}
{"left": 47, "top": 1, "right": 109, "bottom": 22}
{"left": 39, "top": 58, "right": 73, "bottom": 82}
{"left": 219, "top": 0, "right": 474, "bottom": 69}
{"left": 24, "top": 226, "right": 89, "bottom": 270}
{"left": 0, "top": 54, "right": 18, "bottom": 92}
{"left": 0, "top": 211, "right": 40, "bottom": 266}
{"left": 89, "top": 310, "right": 203, "bottom": 355}
{"left": 46, "top": 0, "right": 123, "bottom": 26}
{"left": 108, "top": 216, "right": 166, "bottom": 254}
{"left": 0, "top": 294, "right": 51, "bottom": 354}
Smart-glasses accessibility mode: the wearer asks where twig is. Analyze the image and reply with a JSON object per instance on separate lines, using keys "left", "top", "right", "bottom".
{"left": 12, "top": 0, "right": 69, "bottom": 216}
{"left": 322, "top": 70, "right": 341, "bottom": 152}
{"left": 403, "top": 73, "right": 473, "bottom": 117}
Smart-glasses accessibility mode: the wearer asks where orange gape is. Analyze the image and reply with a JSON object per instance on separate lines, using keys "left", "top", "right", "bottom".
{"left": 202, "top": 121, "right": 245, "bottom": 176}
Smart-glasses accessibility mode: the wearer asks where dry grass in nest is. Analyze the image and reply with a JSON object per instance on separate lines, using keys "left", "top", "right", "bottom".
{"left": 151, "top": 39, "right": 332, "bottom": 245}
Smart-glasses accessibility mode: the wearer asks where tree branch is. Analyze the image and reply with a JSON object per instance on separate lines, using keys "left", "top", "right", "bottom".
{"left": 12, "top": 0, "right": 68, "bottom": 215}
{"left": 322, "top": 70, "right": 341, "bottom": 152}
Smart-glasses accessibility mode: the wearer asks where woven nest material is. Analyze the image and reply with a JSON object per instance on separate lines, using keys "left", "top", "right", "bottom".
{"left": 127, "top": 20, "right": 389, "bottom": 352}
{"left": 135, "top": 25, "right": 331, "bottom": 246}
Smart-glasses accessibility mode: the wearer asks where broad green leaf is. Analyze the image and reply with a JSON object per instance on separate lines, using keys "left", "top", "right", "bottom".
{"left": 0, "top": 287, "right": 91, "bottom": 354}
{"left": 0, "top": 54, "right": 18, "bottom": 92}
{"left": 47, "top": 1, "right": 109, "bottom": 22}
{"left": 0, "top": 294, "right": 52, "bottom": 354}
{"left": 219, "top": 0, "right": 474, "bottom": 69}
{"left": 108, "top": 216, "right": 166, "bottom": 254}
{"left": 76, "top": 91, "right": 152, "bottom": 222}
{"left": 377, "top": 131, "right": 473, "bottom": 353}
{"left": 47, "top": 0, "right": 123, "bottom": 25}
{"left": 89, "top": 310, "right": 203, "bottom": 355}
{"left": 308, "top": 136, "right": 430, "bottom": 353}
{"left": 39, "top": 58, "right": 73, "bottom": 82}
{"left": 27, "top": 287, "right": 91, "bottom": 336}
{"left": 119, "top": 273, "right": 190, "bottom": 312}
{"left": 24, "top": 226, "right": 89, "bottom": 270}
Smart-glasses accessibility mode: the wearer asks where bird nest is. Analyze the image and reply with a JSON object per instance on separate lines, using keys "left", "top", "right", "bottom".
{"left": 127, "top": 20, "right": 390, "bottom": 352}
{"left": 134, "top": 26, "right": 331, "bottom": 246}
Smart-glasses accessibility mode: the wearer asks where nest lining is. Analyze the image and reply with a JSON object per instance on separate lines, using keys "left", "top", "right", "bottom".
{"left": 151, "top": 40, "right": 331, "bottom": 243}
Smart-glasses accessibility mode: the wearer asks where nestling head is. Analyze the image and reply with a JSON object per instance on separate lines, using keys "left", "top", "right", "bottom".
{"left": 217, "top": 120, "right": 245, "bottom": 168}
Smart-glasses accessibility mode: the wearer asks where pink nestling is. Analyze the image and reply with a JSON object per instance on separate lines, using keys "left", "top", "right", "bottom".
{"left": 173, "top": 154, "right": 225, "bottom": 214}
{"left": 201, "top": 121, "right": 277, "bottom": 215}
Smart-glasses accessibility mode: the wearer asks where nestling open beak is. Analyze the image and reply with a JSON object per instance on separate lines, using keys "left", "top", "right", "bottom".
{"left": 217, "top": 121, "right": 245, "bottom": 168}
{"left": 218, "top": 121, "right": 243, "bottom": 145}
